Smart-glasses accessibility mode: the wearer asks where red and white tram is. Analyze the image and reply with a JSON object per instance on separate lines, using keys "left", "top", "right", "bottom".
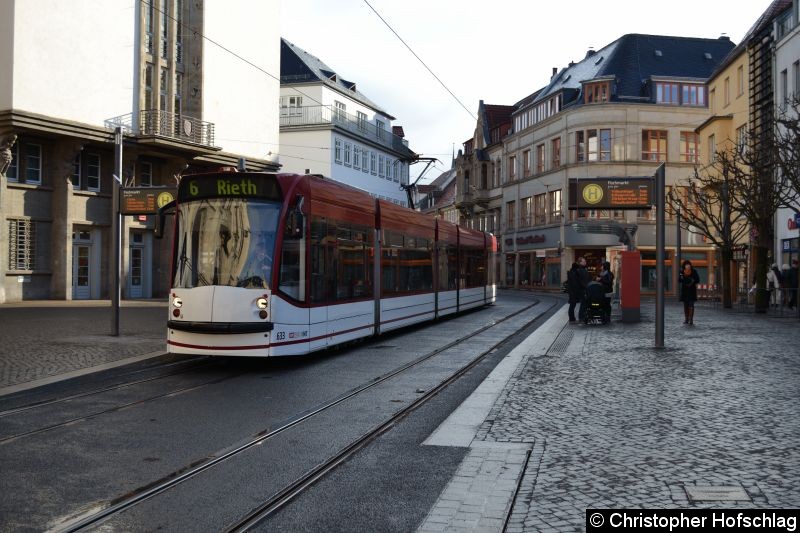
{"left": 160, "top": 170, "right": 496, "bottom": 356}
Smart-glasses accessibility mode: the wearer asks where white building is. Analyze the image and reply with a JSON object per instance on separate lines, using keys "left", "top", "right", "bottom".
{"left": 278, "top": 39, "right": 414, "bottom": 207}
{"left": 774, "top": 0, "right": 800, "bottom": 267}
{"left": 0, "top": 0, "right": 281, "bottom": 302}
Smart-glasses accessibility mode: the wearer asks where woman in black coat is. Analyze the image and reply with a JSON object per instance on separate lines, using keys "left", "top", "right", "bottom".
{"left": 566, "top": 262, "right": 582, "bottom": 322}
{"left": 679, "top": 260, "right": 700, "bottom": 325}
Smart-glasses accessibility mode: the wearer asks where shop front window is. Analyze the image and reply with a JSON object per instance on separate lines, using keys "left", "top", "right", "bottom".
{"left": 505, "top": 254, "right": 516, "bottom": 286}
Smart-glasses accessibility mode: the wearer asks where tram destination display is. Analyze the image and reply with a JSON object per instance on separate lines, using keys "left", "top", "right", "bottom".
{"left": 568, "top": 177, "right": 654, "bottom": 209}
{"left": 178, "top": 172, "right": 282, "bottom": 201}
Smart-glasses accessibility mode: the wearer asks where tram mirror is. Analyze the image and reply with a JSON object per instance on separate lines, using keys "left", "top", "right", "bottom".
{"left": 286, "top": 210, "right": 304, "bottom": 239}
{"left": 154, "top": 200, "right": 176, "bottom": 239}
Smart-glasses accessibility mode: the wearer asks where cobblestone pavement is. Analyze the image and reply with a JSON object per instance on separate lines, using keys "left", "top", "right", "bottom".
{"left": 0, "top": 301, "right": 166, "bottom": 391}
{"left": 420, "top": 301, "right": 800, "bottom": 532}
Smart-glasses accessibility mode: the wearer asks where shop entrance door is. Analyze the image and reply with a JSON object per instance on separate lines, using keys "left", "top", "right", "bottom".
{"left": 72, "top": 244, "right": 91, "bottom": 299}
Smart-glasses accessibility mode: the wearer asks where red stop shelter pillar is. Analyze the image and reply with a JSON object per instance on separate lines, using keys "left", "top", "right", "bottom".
{"left": 620, "top": 251, "right": 641, "bottom": 323}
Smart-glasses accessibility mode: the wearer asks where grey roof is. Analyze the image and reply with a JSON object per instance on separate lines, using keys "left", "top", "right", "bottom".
{"left": 280, "top": 38, "right": 394, "bottom": 120}
{"left": 517, "top": 33, "right": 736, "bottom": 113}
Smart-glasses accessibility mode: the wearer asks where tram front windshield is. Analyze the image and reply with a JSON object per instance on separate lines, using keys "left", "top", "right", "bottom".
{"left": 173, "top": 198, "right": 281, "bottom": 289}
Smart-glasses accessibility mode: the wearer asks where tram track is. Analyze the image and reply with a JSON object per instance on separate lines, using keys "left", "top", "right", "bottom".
{"left": 0, "top": 356, "right": 213, "bottom": 417}
{"left": 0, "top": 371, "right": 246, "bottom": 445}
{"left": 54, "top": 298, "right": 558, "bottom": 533}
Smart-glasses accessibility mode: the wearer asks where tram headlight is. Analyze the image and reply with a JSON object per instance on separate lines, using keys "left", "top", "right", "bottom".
{"left": 172, "top": 297, "right": 183, "bottom": 308}
{"left": 256, "top": 297, "right": 268, "bottom": 310}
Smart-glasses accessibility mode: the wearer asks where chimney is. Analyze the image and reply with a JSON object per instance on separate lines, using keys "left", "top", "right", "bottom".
{"left": 552, "top": 67, "right": 558, "bottom": 79}
{"left": 585, "top": 47, "right": 596, "bottom": 58}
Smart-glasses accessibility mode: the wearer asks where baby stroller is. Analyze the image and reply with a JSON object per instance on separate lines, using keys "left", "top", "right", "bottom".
{"left": 584, "top": 280, "right": 609, "bottom": 325}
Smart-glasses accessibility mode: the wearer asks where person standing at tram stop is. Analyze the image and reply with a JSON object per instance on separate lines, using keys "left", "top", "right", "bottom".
{"left": 597, "top": 261, "right": 614, "bottom": 320}
{"left": 566, "top": 262, "right": 582, "bottom": 322}
{"left": 679, "top": 260, "right": 700, "bottom": 325}
{"left": 787, "top": 259, "right": 799, "bottom": 311}
{"left": 767, "top": 264, "right": 782, "bottom": 308}
{"left": 576, "top": 257, "right": 591, "bottom": 321}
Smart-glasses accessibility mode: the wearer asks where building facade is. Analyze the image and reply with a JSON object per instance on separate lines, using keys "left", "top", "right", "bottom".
{"left": 278, "top": 39, "right": 415, "bottom": 207}
{"left": 0, "top": 0, "right": 281, "bottom": 303}
{"left": 774, "top": 0, "right": 800, "bottom": 267}
{"left": 455, "top": 34, "right": 735, "bottom": 294}
{"left": 695, "top": 34, "right": 752, "bottom": 294}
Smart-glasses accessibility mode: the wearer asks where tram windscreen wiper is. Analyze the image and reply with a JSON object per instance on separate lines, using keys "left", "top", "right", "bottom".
{"left": 180, "top": 254, "right": 210, "bottom": 287}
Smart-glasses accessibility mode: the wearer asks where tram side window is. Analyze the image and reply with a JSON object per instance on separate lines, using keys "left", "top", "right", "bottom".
{"left": 460, "top": 247, "right": 487, "bottom": 288}
{"left": 335, "top": 222, "right": 373, "bottom": 300}
{"left": 279, "top": 215, "right": 305, "bottom": 301}
{"left": 434, "top": 241, "right": 459, "bottom": 291}
{"left": 446, "top": 244, "right": 458, "bottom": 290}
{"left": 310, "top": 217, "right": 334, "bottom": 303}
{"left": 382, "top": 230, "right": 433, "bottom": 295}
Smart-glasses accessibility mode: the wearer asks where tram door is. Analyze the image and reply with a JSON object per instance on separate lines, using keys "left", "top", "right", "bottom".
{"left": 72, "top": 231, "right": 93, "bottom": 299}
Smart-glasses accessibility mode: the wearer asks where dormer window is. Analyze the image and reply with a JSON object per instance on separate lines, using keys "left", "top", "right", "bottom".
{"left": 656, "top": 82, "right": 679, "bottom": 104}
{"left": 584, "top": 81, "right": 610, "bottom": 104}
{"left": 655, "top": 81, "right": 706, "bottom": 106}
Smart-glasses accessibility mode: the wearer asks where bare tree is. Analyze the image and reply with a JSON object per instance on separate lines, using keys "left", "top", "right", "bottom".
{"left": 668, "top": 124, "right": 797, "bottom": 311}
{"left": 667, "top": 164, "right": 749, "bottom": 308}
{"left": 774, "top": 95, "right": 800, "bottom": 215}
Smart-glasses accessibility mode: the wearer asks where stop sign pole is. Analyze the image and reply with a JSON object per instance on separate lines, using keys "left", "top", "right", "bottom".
{"left": 655, "top": 163, "right": 665, "bottom": 348}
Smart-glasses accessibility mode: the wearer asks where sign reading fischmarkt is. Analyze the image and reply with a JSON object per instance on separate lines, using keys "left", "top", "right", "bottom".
{"left": 568, "top": 177, "right": 654, "bottom": 210}
{"left": 120, "top": 187, "right": 177, "bottom": 215}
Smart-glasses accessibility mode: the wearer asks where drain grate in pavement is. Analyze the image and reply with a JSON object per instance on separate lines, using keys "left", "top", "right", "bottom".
{"left": 684, "top": 484, "right": 752, "bottom": 503}
{"left": 546, "top": 330, "right": 574, "bottom": 355}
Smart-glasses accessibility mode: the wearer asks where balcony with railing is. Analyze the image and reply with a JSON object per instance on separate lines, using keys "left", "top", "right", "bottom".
{"left": 105, "top": 110, "right": 216, "bottom": 149}
{"left": 280, "top": 105, "right": 412, "bottom": 156}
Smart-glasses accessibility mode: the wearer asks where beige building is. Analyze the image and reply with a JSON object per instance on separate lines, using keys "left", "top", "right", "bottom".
{"left": 455, "top": 34, "right": 736, "bottom": 294}
{"left": 0, "top": 0, "right": 280, "bottom": 303}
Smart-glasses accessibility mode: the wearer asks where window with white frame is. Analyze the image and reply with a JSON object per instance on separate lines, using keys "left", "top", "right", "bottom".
{"left": 362, "top": 150, "right": 369, "bottom": 173}
{"left": 8, "top": 219, "right": 36, "bottom": 270}
{"left": 140, "top": 161, "right": 153, "bottom": 186}
{"left": 680, "top": 132, "right": 699, "bottom": 163}
{"left": 87, "top": 153, "right": 101, "bottom": 191}
{"left": 25, "top": 144, "right": 42, "bottom": 184}
{"left": 145, "top": 64, "right": 154, "bottom": 110}
{"left": 370, "top": 152, "right": 377, "bottom": 175}
{"left": 709, "top": 134, "right": 716, "bottom": 163}
{"left": 794, "top": 61, "right": 800, "bottom": 100}
{"left": 378, "top": 155, "right": 385, "bottom": 177}
{"left": 353, "top": 146, "right": 361, "bottom": 170}
{"left": 376, "top": 120, "right": 385, "bottom": 140}
{"left": 144, "top": 0, "right": 154, "bottom": 54}
{"left": 393, "top": 160, "right": 399, "bottom": 182}
{"left": 159, "top": 68, "right": 168, "bottom": 112}
{"left": 160, "top": 2, "right": 168, "bottom": 58}
{"left": 334, "top": 100, "right": 346, "bottom": 121}
{"left": 174, "top": 72, "right": 183, "bottom": 117}
{"left": 334, "top": 138, "right": 342, "bottom": 164}
{"left": 736, "top": 126, "right": 747, "bottom": 156}
{"left": 780, "top": 69, "right": 788, "bottom": 109}
{"left": 280, "top": 95, "right": 303, "bottom": 116}
{"left": 72, "top": 153, "right": 81, "bottom": 189}
{"left": 549, "top": 189, "right": 562, "bottom": 221}
{"left": 344, "top": 142, "right": 352, "bottom": 166}
{"left": 357, "top": 111, "right": 367, "bottom": 131}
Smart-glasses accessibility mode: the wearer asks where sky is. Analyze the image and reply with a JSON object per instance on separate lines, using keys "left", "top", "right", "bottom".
{"left": 281, "top": 0, "right": 775, "bottom": 184}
